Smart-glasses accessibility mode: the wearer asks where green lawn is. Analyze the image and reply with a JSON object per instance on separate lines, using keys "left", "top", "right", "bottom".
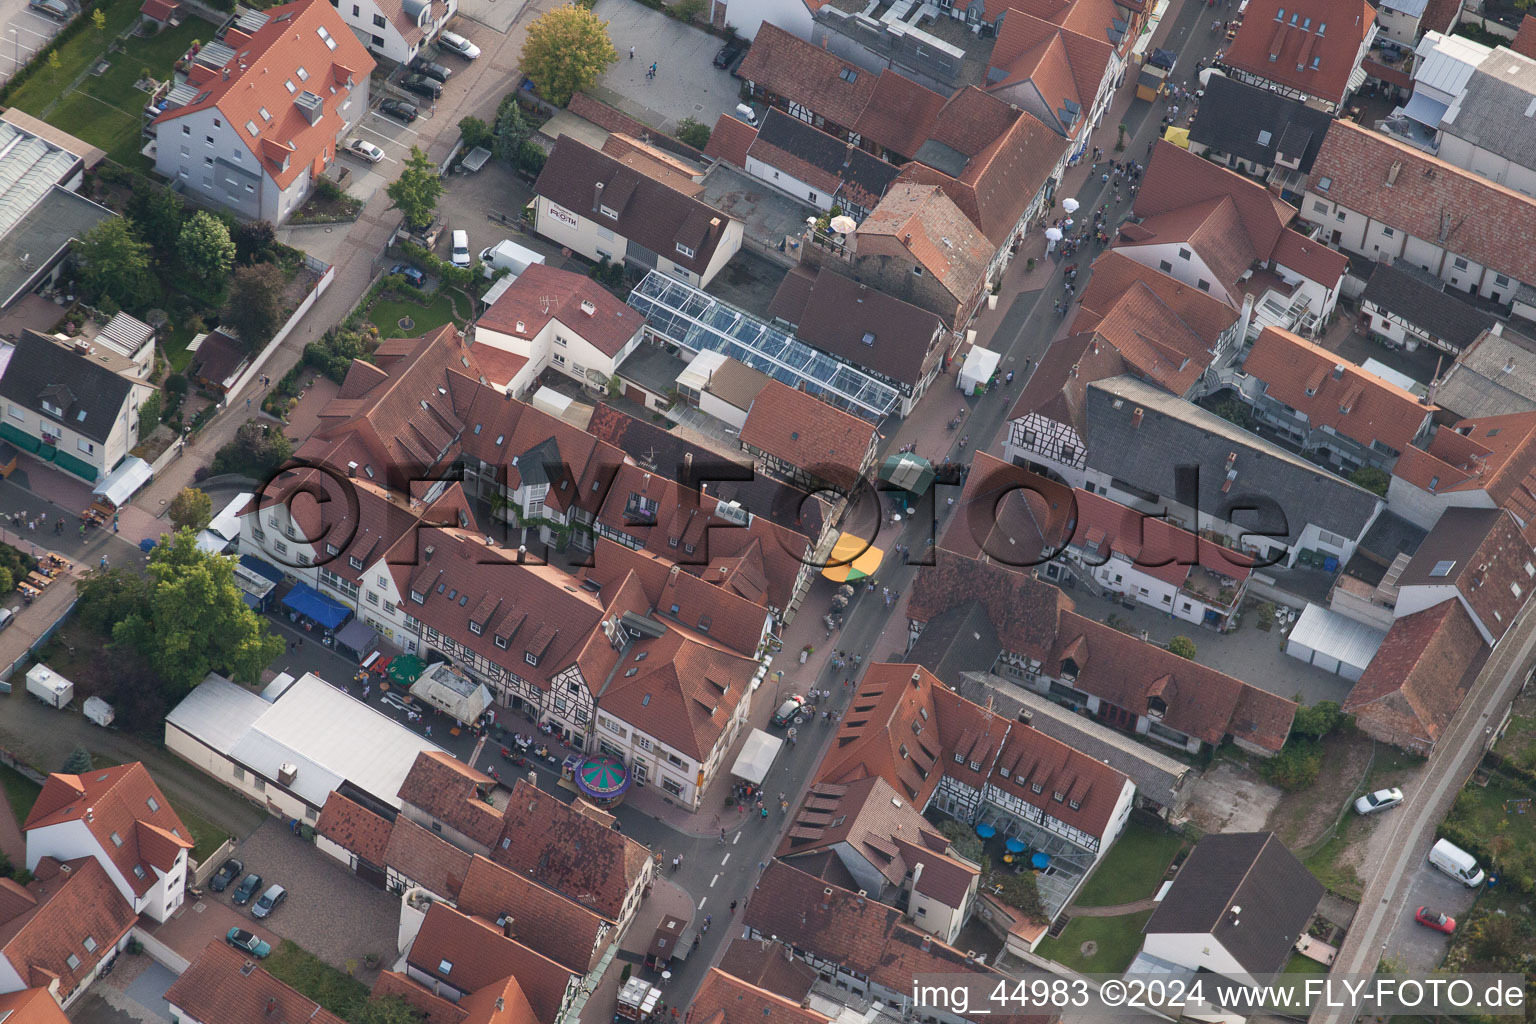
{"left": 1283, "top": 953, "right": 1329, "bottom": 974}
{"left": 264, "top": 940, "right": 371, "bottom": 1019}
{"left": 9, "top": 12, "right": 210, "bottom": 170}
{"left": 1073, "top": 822, "right": 1185, "bottom": 907}
{"left": 1443, "top": 777, "right": 1536, "bottom": 887}
{"left": 0, "top": 764, "right": 40, "bottom": 829}
{"left": 164, "top": 319, "right": 199, "bottom": 372}
{"left": 168, "top": 799, "right": 228, "bottom": 865}
{"left": 1036, "top": 909, "right": 1154, "bottom": 973}
{"left": 366, "top": 291, "right": 463, "bottom": 340}
{"left": 1303, "top": 832, "right": 1364, "bottom": 901}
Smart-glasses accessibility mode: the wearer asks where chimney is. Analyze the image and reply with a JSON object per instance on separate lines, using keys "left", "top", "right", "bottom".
{"left": 593, "top": 181, "right": 605, "bottom": 212}
{"left": 911, "top": 862, "right": 924, "bottom": 892}
{"left": 1131, "top": 407, "right": 1144, "bottom": 428}
{"left": 683, "top": 452, "right": 693, "bottom": 485}
{"left": 424, "top": 545, "right": 435, "bottom": 562}
{"left": 911, "top": 669, "right": 922, "bottom": 688}
{"left": 277, "top": 763, "right": 298, "bottom": 786}
{"left": 518, "top": 544, "right": 528, "bottom": 563}
{"left": 347, "top": 461, "right": 358, "bottom": 478}
{"left": 497, "top": 998, "right": 506, "bottom": 1011}
{"left": 503, "top": 915, "right": 516, "bottom": 939}
{"left": 266, "top": 998, "right": 277, "bottom": 1016}
{"left": 1017, "top": 709, "right": 1033, "bottom": 726}
{"left": 920, "top": 935, "right": 932, "bottom": 952}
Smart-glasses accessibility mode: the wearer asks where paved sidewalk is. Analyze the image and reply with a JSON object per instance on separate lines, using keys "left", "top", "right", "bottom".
{"left": 1062, "top": 897, "right": 1158, "bottom": 918}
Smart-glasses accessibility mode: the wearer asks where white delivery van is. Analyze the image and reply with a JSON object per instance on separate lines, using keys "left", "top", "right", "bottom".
{"left": 1428, "top": 838, "right": 1485, "bottom": 887}
{"left": 479, "top": 238, "right": 546, "bottom": 279}
{"left": 25, "top": 664, "right": 73, "bottom": 709}
{"left": 83, "top": 696, "right": 115, "bottom": 728}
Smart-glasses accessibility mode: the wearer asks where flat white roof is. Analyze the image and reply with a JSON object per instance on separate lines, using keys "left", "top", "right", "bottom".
{"left": 169, "top": 671, "right": 445, "bottom": 809}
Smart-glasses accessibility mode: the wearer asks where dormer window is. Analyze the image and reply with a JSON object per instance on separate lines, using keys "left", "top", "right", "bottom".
{"left": 1069, "top": 799, "right": 1081, "bottom": 810}
{"left": 1053, "top": 791, "right": 1065, "bottom": 802}
{"left": 410, "top": 589, "right": 425, "bottom": 604}
{"left": 1031, "top": 782, "right": 1043, "bottom": 794}
{"left": 470, "top": 621, "right": 484, "bottom": 635}
{"left": 599, "top": 204, "right": 619, "bottom": 219}
{"left": 41, "top": 400, "right": 62, "bottom": 418}
{"left": 954, "top": 753, "right": 964, "bottom": 764}
{"left": 349, "top": 556, "right": 364, "bottom": 570}
{"left": 525, "top": 652, "right": 539, "bottom": 666}
{"left": 495, "top": 635, "right": 509, "bottom": 649}
{"left": 676, "top": 243, "right": 695, "bottom": 258}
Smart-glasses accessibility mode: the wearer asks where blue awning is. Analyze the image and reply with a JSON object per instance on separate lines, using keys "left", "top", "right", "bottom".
{"left": 239, "top": 555, "right": 285, "bottom": 586}
{"left": 281, "top": 581, "right": 351, "bottom": 630}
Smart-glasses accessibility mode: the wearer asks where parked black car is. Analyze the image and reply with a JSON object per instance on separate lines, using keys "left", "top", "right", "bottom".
{"left": 400, "top": 74, "right": 442, "bottom": 100}
{"left": 209, "top": 857, "right": 243, "bottom": 893}
{"left": 713, "top": 44, "right": 742, "bottom": 69}
{"left": 232, "top": 872, "right": 263, "bottom": 906}
{"left": 410, "top": 58, "right": 453, "bottom": 83}
{"left": 378, "top": 98, "right": 418, "bottom": 123}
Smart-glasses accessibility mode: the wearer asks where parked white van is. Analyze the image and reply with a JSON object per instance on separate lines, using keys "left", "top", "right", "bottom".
{"left": 1429, "top": 838, "right": 1485, "bottom": 887}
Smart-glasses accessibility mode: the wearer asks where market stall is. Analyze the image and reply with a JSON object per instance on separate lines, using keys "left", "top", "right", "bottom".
{"left": 729, "top": 729, "right": 784, "bottom": 786}
{"left": 409, "top": 662, "right": 493, "bottom": 721}
{"left": 820, "top": 531, "right": 884, "bottom": 583}
{"left": 957, "top": 345, "right": 1001, "bottom": 395}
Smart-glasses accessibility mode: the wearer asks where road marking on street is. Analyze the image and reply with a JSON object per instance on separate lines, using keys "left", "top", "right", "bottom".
{"left": 709, "top": 874, "right": 719, "bottom": 887}
{"left": 698, "top": 897, "right": 707, "bottom": 909}
{"left": 720, "top": 853, "right": 730, "bottom": 865}
{"left": 733, "top": 832, "right": 741, "bottom": 844}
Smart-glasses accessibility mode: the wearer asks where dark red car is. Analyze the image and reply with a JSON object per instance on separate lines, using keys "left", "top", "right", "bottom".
{"left": 1415, "top": 906, "right": 1455, "bottom": 934}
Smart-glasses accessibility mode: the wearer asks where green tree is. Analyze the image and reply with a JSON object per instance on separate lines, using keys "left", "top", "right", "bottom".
{"left": 937, "top": 820, "right": 984, "bottom": 863}
{"left": 234, "top": 220, "right": 277, "bottom": 265}
{"left": 1348, "top": 465, "right": 1390, "bottom": 497}
{"left": 676, "top": 115, "right": 711, "bottom": 149}
{"left": 221, "top": 263, "right": 286, "bottom": 345}
{"left": 212, "top": 420, "right": 293, "bottom": 477}
{"left": 1168, "top": 635, "right": 1197, "bottom": 660}
{"left": 673, "top": 0, "right": 705, "bottom": 22}
{"left": 356, "top": 996, "right": 428, "bottom": 1024}
{"left": 47, "top": 50, "right": 60, "bottom": 79}
{"left": 77, "top": 568, "right": 150, "bottom": 635}
{"left": 113, "top": 528, "right": 285, "bottom": 691}
{"left": 92, "top": 8, "right": 106, "bottom": 31}
{"left": 62, "top": 745, "right": 93, "bottom": 774}
{"left": 128, "top": 180, "right": 188, "bottom": 254}
{"left": 1260, "top": 740, "right": 1322, "bottom": 790}
{"left": 178, "top": 211, "right": 236, "bottom": 281}
{"left": 0, "top": 566, "right": 12, "bottom": 597}
{"left": 386, "top": 146, "right": 444, "bottom": 232}
{"left": 138, "top": 393, "right": 163, "bottom": 432}
{"left": 1291, "top": 700, "right": 1349, "bottom": 739}
{"left": 987, "top": 868, "right": 1046, "bottom": 923}
{"left": 491, "top": 93, "right": 532, "bottom": 166}
{"left": 458, "top": 115, "right": 493, "bottom": 150}
{"left": 74, "top": 218, "right": 155, "bottom": 308}
{"left": 518, "top": 3, "right": 618, "bottom": 107}
{"left": 167, "top": 487, "right": 213, "bottom": 531}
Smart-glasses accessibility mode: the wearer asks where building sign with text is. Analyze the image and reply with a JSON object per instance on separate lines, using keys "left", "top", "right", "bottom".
{"left": 546, "top": 201, "right": 580, "bottom": 230}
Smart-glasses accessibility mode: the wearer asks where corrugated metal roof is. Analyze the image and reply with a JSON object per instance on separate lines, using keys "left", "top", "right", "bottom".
{"left": 1287, "top": 602, "right": 1387, "bottom": 671}
{"left": 1412, "top": 31, "right": 1489, "bottom": 99}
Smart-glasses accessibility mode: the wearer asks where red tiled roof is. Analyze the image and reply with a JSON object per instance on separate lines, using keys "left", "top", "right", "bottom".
{"left": 907, "top": 554, "right": 1074, "bottom": 664}
{"left": 704, "top": 114, "right": 757, "bottom": 168}
{"left": 1270, "top": 222, "right": 1348, "bottom": 284}
{"left": 853, "top": 71, "right": 947, "bottom": 160}
{"left": 1243, "top": 327, "right": 1433, "bottom": 453}
{"left": 0, "top": 858, "right": 138, "bottom": 1005}
{"left": 1307, "top": 119, "right": 1536, "bottom": 289}
{"left": 139, "top": 0, "right": 179, "bottom": 22}
{"left": 1392, "top": 413, "right": 1536, "bottom": 536}
{"left": 371, "top": 971, "right": 470, "bottom": 1024}
{"left": 1067, "top": 486, "right": 1254, "bottom": 587}
{"left": 1344, "top": 600, "right": 1487, "bottom": 751}
{"left": 456, "top": 856, "right": 607, "bottom": 974}
{"left": 987, "top": 12, "right": 1113, "bottom": 139}
{"left": 898, "top": 89, "right": 1064, "bottom": 246}
{"left": 477, "top": 264, "right": 644, "bottom": 359}
{"left": 715, "top": 941, "right": 818, "bottom": 1003}
{"left": 397, "top": 751, "right": 503, "bottom": 849}
{"left": 1513, "top": 15, "right": 1536, "bottom": 59}
{"left": 0, "top": 988, "right": 69, "bottom": 1023}
{"left": 1006, "top": 329, "right": 1130, "bottom": 430}
{"left": 1051, "top": 612, "right": 1295, "bottom": 750}
{"left": 384, "top": 815, "right": 473, "bottom": 900}
{"left": 857, "top": 182, "right": 991, "bottom": 298}
{"left": 316, "top": 792, "right": 391, "bottom": 866}
{"left": 739, "top": 380, "right": 876, "bottom": 489}
{"left": 1076, "top": 251, "right": 1238, "bottom": 347}
{"left": 737, "top": 23, "right": 877, "bottom": 131}
{"left": 165, "top": 943, "right": 347, "bottom": 1024}
{"left": 688, "top": 969, "right": 831, "bottom": 1024}
{"left": 599, "top": 134, "right": 705, "bottom": 195}
{"left": 490, "top": 779, "right": 651, "bottom": 922}
{"left": 596, "top": 627, "right": 759, "bottom": 761}
{"left": 567, "top": 93, "right": 703, "bottom": 160}
{"left": 1011, "top": 0, "right": 1139, "bottom": 54}
{"left": 406, "top": 902, "right": 575, "bottom": 1024}
{"left": 151, "top": 0, "right": 374, "bottom": 190}
{"left": 939, "top": 450, "right": 1076, "bottom": 564}
{"left": 1223, "top": 0, "right": 1374, "bottom": 106}
{"left": 24, "top": 762, "right": 191, "bottom": 898}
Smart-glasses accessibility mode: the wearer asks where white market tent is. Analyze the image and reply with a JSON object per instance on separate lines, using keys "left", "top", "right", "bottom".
{"left": 957, "top": 346, "right": 1001, "bottom": 395}
{"left": 92, "top": 457, "right": 153, "bottom": 508}
{"left": 409, "top": 662, "right": 493, "bottom": 722}
{"left": 730, "top": 728, "right": 784, "bottom": 785}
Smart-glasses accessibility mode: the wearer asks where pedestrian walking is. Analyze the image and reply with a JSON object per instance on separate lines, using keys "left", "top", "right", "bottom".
{"left": 425, "top": 724, "right": 431, "bottom": 738}
{"left": 730, "top": 900, "right": 738, "bottom": 913}
{"left": 99, "top": 555, "right": 108, "bottom": 569}
{"left": 247, "top": 397, "right": 252, "bottom": 411}
{"left": 629, "top": 45, "right": 635, "bottom": 58}
{"left": 719, "top": 828, "right": 726, "bottom": 844}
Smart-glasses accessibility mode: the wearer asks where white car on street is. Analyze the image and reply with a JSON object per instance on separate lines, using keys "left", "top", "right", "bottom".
{"left": 345, "top": 138, "right": 385, "bottom": 163}
{"left": 438, "top": 31, "right": 480, "bottom": 60}
{"left": 1354, "top": 787, "right": 1404, "bottom": 815}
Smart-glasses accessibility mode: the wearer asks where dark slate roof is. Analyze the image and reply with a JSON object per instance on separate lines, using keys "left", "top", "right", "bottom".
{"left": 903, "top": 600, "right": 1000, "bottom": 682}
{"left": 0, "top": 331, "right": 133, "bottom": 444}
{"left": 1187, "top": 75, "right": 1332, "bottom": 172}
{"left": 1360, "top": 259, "right": 1497, "bottom": 353}
{"left": 1143, "top": 832, "right": 1323, "bottom": 975}
{"left": 752, "top": 109, "right": 900, "bottom": 211}
{"left": 1082, "top": 376, "right": 1381, "bottom": 544}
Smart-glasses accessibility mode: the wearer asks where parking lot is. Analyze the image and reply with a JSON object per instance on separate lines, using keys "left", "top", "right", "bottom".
{"left": 589, "top": 0, "right": 746, "bottom": 134}
{"left": 0, "top": 0, "right": 68, "bottom": 87}
{"left": 196, "top": 818, "right": 400, "bottom": 972}
{"left": 1384, "top": 854, "right": 1480, "bottom": 971}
